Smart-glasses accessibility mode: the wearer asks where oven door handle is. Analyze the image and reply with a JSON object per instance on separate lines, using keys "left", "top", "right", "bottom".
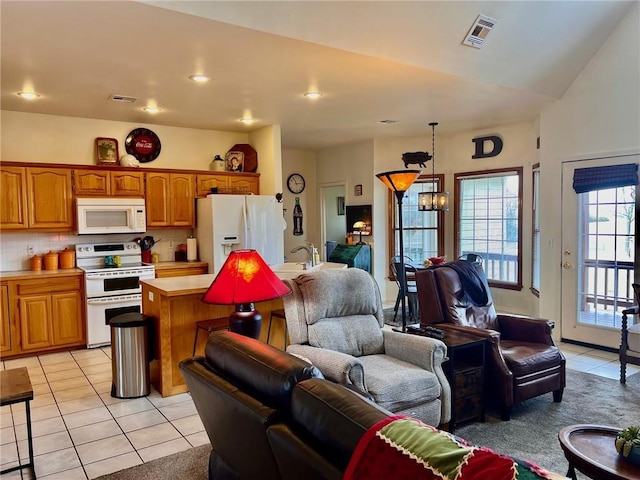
{"left": 87, "top": 295, "right": 141, "bottom": 305}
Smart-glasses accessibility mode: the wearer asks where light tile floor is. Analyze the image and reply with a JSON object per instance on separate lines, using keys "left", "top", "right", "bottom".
{"left": 0, "top": 341, "right": 637, "bottom": 480}
{"left": 0, "top": 347, "right": 208, "bottom": 480}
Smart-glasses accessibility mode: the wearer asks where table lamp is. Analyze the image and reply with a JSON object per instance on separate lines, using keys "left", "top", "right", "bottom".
{"left": 353, "top": 221, "right": 367, "bottom": 245}
{"left": 201, "top": 249, "right": 291, "bottom": 338}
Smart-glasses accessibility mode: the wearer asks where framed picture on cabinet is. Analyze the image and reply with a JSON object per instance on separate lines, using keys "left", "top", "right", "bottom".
{"left": 95, "top": 137, "right": 119, "bottom": 165}
{"left": 226, "top": 151, "right": 244, "bottom": 172}
{"left": 337, "top": 196, "right": 345, "bottom": 215}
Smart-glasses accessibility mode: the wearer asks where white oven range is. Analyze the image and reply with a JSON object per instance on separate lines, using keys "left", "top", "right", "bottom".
{"left": 76, "top": 242, "right": 155, "bottom": 348}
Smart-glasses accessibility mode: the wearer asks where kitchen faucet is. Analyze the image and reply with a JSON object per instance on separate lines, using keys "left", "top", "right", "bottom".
{"left": 290, "top": 244, "right": 315, "bottom": 267}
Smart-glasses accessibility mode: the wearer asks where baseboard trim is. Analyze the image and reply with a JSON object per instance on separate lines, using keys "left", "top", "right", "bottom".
{"left": 560, "top": 338, "right": 619, "bottom": 354}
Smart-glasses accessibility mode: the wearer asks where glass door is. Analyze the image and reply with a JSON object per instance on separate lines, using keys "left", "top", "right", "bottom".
{"left": 561, "top": 155, "right": 638, "bottom": 348}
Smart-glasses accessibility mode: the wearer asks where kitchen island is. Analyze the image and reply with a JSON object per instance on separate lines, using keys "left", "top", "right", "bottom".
{"left": 141, "top": 274, "right": 285, "bottom": 397}
{"left": 141, "top": 263, "right": 347, "bottom": 396}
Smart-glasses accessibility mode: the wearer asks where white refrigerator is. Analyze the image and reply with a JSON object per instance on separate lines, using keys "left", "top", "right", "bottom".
{"left": 196, "top": 195, "right": 285, "bottom": 275}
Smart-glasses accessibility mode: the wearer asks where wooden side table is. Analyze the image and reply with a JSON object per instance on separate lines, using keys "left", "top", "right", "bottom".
{"left": 559, "top": 424, "right": 640, "bottom": 480}
{"left": 0, "top": 367, "right": 36, "bottom": 478}
{"left": 407, "top": 326, "right": 486, "bottom": 430}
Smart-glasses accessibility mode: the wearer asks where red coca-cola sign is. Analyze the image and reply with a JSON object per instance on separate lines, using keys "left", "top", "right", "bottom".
{"left": 125, "top": 128, "right": 161, "bottom": 163}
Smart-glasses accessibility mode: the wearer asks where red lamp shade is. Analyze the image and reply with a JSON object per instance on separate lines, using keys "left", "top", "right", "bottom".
{"left": 202, "top": 249, "right": 291, "bottom": 338}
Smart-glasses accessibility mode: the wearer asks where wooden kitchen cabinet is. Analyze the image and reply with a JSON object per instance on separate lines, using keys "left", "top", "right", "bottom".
{"left": 74, "top": 169, "right": 109, "bottom": 196}
{"left": 228, "top": 174, "right": 259, "bottom": 194}
{"left": 26, "top": 167, "right": 74, "bottom": 230}
{"left": 74, "top": 168, "right": 145, "bottom": 197}
{"left": 153, "top": 262, "right": 209, "bottom": 278}
{"left": 195, "top": 172, "right": 260, "bottom": 197}
{"left": 111, "top": 171, "right": 145, "bottom": 196}
{"left": 195, "top": 174, "right": 228, "bottom": 197}
{"left": 0, "top": 166, "right": 28, "bottom": 229}
{"left": 1, "top": 166, "right": 74, "bottom": 231}
{"left": 146, "top": 172, "right": 195, "bottom": 227}
{"left": 12, "top": 276, "right": 85, "bottom": 354}
{"left": 0, "top": 284, "right": 15, "bottom": 355}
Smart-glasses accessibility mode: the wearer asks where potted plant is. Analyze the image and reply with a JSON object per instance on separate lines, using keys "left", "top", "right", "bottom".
{"left": 615, "top": 425, "right": 640, "bottom": 466}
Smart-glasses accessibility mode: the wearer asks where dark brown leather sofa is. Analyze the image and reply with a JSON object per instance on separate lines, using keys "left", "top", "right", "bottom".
{"left": 179, "top": 331, "right": 389, "bottom": 480}
{"left": 415, "top": 261, "right": 566, "bottom": 420}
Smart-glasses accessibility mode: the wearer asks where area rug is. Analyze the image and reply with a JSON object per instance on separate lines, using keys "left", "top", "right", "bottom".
{"left": 456, "top": 370, "right": 640, "bottom": 478}
{"left": 94, "top": 444, "right": 210, "bottom": 480}
{"left": 96, "top": 371, "right": 639, "bottom": 480}
{"left": 383, "top": 306, "right": 419, "bottom": 328}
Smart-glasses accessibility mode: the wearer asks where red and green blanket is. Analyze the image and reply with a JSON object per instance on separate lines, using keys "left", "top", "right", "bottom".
{"left": 344, "top": 416, "right": 565, "bottom": 480}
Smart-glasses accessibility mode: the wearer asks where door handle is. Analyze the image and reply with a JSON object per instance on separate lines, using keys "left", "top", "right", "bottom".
{"left": 563, "top": 261, "right": 573, "bottom": 269}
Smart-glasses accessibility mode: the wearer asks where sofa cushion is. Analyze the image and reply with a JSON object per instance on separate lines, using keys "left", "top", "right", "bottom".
{"left": 308, "top": 316, "right": 384, "bottom": 356}
{"left": 628, "top": 323, "right": 640, "bottom": 353}
{"left": 204, "top": 330, "right": 323, "bottom": 411}
{"left": 359, "top": 355, "right": 441, "bottom": 412}
{"left": 500, "top": 341, "right": 563, "bottom": 377}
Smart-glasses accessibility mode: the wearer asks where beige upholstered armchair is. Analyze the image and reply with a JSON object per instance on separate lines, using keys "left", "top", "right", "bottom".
{"left": 620, "top": 283, "right": 640, "bottom": 383}
{"left": 282, "top": 268, "right": 451, "bottom": 428}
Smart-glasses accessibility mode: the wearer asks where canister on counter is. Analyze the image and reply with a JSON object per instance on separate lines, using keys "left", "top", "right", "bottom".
{"left": 30, "top": 255, "right": 43, "bottom": 271}
{"left": 59, "top": 248, "right": 75, "bottom": 269}
{"left": 44, "top": 251, "right": 59, "bottom": 270}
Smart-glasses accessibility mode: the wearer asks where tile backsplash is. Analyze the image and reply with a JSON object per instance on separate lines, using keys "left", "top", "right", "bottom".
{"left": 0, "top": 229, "right": 191, "bottom": 272}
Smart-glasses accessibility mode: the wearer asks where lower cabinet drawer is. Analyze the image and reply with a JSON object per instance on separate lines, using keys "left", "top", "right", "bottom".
{"left": 454, "top": 367, "right": 483, "bottom": 397}
{"left": 455, "top": 394, "right": 483, "bottom": 422}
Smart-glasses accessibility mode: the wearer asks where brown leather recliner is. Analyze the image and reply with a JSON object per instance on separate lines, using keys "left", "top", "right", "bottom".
{"left": 415, "top": 261, "right": 565, "bottom": 420}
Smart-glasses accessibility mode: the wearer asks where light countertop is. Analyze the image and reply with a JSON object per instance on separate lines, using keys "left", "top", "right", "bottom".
{"left": 0, "top": 268, "right": 84, "bottom": 281}
{"left": 140, "top": 262, "right": 348, "bottom": 296}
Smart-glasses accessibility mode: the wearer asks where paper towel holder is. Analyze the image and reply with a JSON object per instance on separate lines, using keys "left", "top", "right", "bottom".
{"left": 187, "top": 237, "right": 198, "bottom": 262}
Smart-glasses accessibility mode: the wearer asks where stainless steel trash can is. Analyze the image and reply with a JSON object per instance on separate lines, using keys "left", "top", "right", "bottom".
{"left": 110, "top": 313, "right": 153, "bottom": 399}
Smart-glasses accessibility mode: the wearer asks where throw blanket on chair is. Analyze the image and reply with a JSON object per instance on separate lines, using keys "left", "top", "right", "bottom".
{"left": 344, "top": 416, "right": 563, "bottom": 480}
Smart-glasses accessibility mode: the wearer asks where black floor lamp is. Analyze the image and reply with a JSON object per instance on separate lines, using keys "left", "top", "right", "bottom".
{"left": 376, "top": 170, "right": 421, "bottom": 332}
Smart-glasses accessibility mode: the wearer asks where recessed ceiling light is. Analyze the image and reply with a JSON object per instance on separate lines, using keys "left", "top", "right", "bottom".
{"left": 143, "top": 106, "right": 161, "bottom": 114}
{"left": 304, "top": 91, "right": 323, "bottom": 99}
{"left": 239, "top": 117, "right": 255, "bottom": 125}
{"left": 17, "top": 92, "right": 40, "bottom": 100}
{"left": 189, "top": 75, "right": 211, "bottom": 83}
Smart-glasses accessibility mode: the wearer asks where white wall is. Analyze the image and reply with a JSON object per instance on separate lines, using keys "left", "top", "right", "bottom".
{"left": 282, "top": 149, "right": 317, "bottom": 262}
{"left": 539, "top": 2, "right": 640, "bottom": 326}
{"left": 1, "top": 111, "right": 249, "bottom": 170}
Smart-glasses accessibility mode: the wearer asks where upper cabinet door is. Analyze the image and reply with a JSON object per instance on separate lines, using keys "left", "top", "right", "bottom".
{"left": 0, "top": 166, "right": 28, "bottom": 229}
{"left": 26, "top": 168, "right": 74, "bottom": 230}
{"left": 111, "top": 171, "right": 145, "bottom": 197}
{"left": 145, "top": 172, "right": 171, "bottom": 227}
{"left": 170, "top": 173, "right": 194, "bottom": 227}
{"left": 228, "top": 175, "right": 259, "bottom": 195}
{"left": 74, "top": 169, "right": 110, "bottom": 196}
{"left": 195, "top": 174, "right": 229, "bottom": 198}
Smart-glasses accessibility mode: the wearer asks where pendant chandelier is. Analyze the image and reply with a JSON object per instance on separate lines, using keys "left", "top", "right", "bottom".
{"left": 418, "top": 122, "right": 449, "bottom": 212}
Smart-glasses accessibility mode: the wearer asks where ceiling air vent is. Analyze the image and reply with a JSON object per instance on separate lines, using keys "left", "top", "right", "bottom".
{"left": 462, "top": 14, "right": 497, "bottom": 49}
{"left": 109, "top": 94, "right": 138, "bottom": 103}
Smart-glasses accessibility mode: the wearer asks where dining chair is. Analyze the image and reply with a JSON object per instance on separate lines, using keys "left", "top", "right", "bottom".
{"left": 390, "top": 256, "right": 419, "bottom": 323}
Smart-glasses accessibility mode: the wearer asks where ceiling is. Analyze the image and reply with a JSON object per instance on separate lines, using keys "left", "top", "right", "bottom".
{"left": 1, "top": 1, "right": 634, "bottom": 150}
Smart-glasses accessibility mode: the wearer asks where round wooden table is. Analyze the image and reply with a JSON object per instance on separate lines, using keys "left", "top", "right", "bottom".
{"left": 558, "top": 424, "right": 640, "bottom": 480}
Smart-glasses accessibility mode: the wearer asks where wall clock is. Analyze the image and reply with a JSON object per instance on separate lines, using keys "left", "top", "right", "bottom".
{"left": 287, "top": 173, "right": 306, "bottom": 194}
{"left": 125, "top": 128, "right": 161, "bottom": 163}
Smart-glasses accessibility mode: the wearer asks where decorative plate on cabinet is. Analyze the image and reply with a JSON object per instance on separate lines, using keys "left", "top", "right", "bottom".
{"left": 229, "top": 144, "right": 257, "bottom": 172}
{"left": 125, "top": 128, "right": 161, "bottom": 163}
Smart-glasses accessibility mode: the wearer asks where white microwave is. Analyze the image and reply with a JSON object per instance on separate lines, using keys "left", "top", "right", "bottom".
{"left": 76, "top": 197, "right": 146, "bottom": 235}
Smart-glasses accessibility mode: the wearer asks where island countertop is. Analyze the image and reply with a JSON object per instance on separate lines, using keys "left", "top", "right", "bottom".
{"left": 140, "top": 274, "right": 216, "bottom": 297}
{"left": 139, "top": 262, "right": 348, "bottom": 296}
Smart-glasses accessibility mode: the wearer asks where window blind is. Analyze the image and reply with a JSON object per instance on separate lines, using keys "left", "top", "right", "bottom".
{"left": 572, "top": 163, "right": 638, "bottom": 194}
